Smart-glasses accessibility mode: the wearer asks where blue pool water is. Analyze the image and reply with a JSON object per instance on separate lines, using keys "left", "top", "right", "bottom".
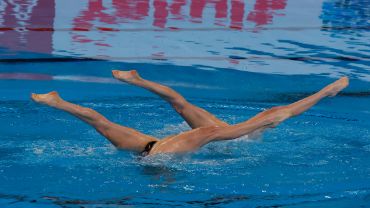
{"left": 0, "top": 0, "right": 370, "bottom": 207}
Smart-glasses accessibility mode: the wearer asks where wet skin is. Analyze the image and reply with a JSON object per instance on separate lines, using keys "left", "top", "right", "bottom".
{"left": 32, "top": 70, "right": 349, "bottom": 156}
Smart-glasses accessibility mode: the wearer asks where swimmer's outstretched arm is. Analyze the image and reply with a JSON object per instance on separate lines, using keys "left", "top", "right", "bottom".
{"left": 148, "top": 77, "right": 349, "bottom": 155}
{"left": 112, "top": 70, "right": 228, "bottom": 129}
{"left": 31, "top": 92, "right": 158, "bottom": 152}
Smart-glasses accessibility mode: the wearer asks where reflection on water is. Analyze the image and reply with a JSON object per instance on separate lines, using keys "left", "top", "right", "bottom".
{"left": 0, "top": 0, "right": 55, "bottom": 53}
{"left": 321, "top": 0, "right": 370, "bottom": 29}
{"left": 0, "top": 0, "right": 369, "bottom": 80}
{"left": 0, "top": 0, "right": 288, "bottom": 30}
{"left": 247, "top": 0, "right": 287, "bottom": 27}
{"left": 0, "top": 0, "right": 288, "bottom": 53}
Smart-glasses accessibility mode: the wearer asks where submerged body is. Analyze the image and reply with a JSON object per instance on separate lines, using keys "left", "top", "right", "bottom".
{"left": 31, "top": 70, "right": 349, "bottom": 156}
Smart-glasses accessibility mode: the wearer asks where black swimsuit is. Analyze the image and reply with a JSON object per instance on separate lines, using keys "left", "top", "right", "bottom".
{"left": 141, "top": 141, "right": 157, "bottom": 157}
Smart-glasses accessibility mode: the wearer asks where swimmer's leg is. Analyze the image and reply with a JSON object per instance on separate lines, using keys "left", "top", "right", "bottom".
{"left": 217, "top": 77, "right": 349, "bottom": 138}
{"left": 243, "top": 76, "right": 349, "bottom": 127}
{"left": 149, "top": 120, "right": 274, "bottom": 155}
{"left": 149, "top": 107, "right": 288, "bottom": 155}
{"left": 31, "top": 91, "right": 158, "bottom": 152}
{"left": 149, "top": 77, "right": 349, "bottom": 155}
{"left": 112, "top": 70, "right": 228, "bottom": 129}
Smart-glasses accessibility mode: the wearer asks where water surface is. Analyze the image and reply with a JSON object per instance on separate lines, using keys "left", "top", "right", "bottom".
{"left": 0, "top": 0, "right": 369, "bottom": 207}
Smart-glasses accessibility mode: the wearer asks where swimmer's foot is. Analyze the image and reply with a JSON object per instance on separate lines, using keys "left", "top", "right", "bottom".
{"left": 31, "top": 91, "right": 61, "bottom": 107}
{"left": 112, "top": 70, "right": 142, "bottom": 84}
{"left": 322, "top": 77, "right": 349, "bottom": 97}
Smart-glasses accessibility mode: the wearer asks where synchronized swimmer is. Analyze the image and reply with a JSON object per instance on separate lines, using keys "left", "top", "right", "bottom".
{"left": 31, "top": 70, "right": 349, "bottom": 156}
